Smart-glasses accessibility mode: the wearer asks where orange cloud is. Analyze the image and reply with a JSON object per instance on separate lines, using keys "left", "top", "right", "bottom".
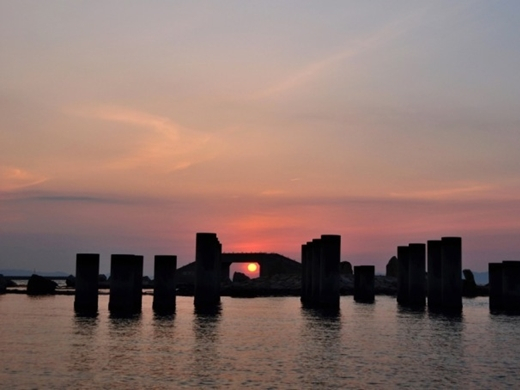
{"left": 69, "top": 105, "right": 219, "bottom": 172}
{"left": 0, "top": 167, "right": 47, "bottom": 191}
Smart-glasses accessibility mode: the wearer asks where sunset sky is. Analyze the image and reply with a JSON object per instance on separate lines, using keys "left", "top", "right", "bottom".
{"left": 1, "top": 1, "right": 520, "bottom": 275}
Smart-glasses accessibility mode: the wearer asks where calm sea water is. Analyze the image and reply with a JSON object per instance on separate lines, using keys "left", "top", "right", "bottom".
{"left": 0, "top": 295, "right": 519, "bottom": 389}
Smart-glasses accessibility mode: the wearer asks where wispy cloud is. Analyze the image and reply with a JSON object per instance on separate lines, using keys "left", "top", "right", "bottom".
{"left": 251, "top": 1, "right": 479, "bottom": 100}
{"left": 389, "top": 183, "right": 494, "bottom": 200}
{"left": 0, "top": 166, "right": 48, "bottom": 191}
{"left": 251, "top": 8, "right": 428, "bottom": 100}
{"left": 70, "top": 106, "right": 218, "bottom": 172}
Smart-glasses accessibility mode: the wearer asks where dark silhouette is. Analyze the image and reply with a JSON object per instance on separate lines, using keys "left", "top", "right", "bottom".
{"left": 300, "top": 235, "right": 341, "bottom": 310}
{"left": 300, "top": 242, "right": 312, "bottom": 304}
{"left": 27, "top": 274, "right": 57, "bottom": 295}
{"left": 441, "top": 237, "right": 463, "bottom": 311}
{"left": 340, "top": 261, "right": 353, "bottom": 275}
{"left": 462, "top": 269, "right": 478, "bottom": 297}
{"left": 0, "top": 274, "right": 6, "bottom": 294}
{"left": 152, "top": 255, "right": 177, "bottom": 314}
{"left": 427, "top": 240, "right": 442, "bottom": 308}
{"left": 354, "top": 265, "right": 375, "bottom": 303}
{"left": 108, "top": 254, "right": 143, "bottom": 315}
{"left": 489, "top": 262, "right": 503, "bottom": 312}
{"left": 66, "top": 274, "right": 75, "bottom": 287}
{"left": 319, "top": 235, "right": 341, "bottom": 309}
{"left": 408, "top": 243, "right": 426, "bottom": 307}
{"left": 397, "top": 246, "right": 410, "bottom": 305}
{"left": 232, "top": 271, "right": 250, "bottom": 283}
{"left": 74, "top": 253, "right": 99, "bottom": 314}
{"left": 398, "top": 237, "right": 462, "bottom": 312}
{"left": 194, "top": 233, "right": 222, "bottom": 309}
{"left": 386, "top": 256, "right": 398, "bottom": 278}
{"left": 501, "top": 261, "right": 520, "bottom": 314}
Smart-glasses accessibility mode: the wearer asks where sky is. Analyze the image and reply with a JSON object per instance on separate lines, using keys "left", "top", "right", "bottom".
{"left": 1, "top": 1, "right": 520, "bottom": 275}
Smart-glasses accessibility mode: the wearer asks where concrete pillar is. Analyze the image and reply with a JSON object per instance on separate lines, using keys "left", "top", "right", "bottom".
{"left": 215, "top": 241, "right": 222, "bottom": 298}
{"left": 319, "top": 235, "right": 341, "bottom": 309}
{"left": 441, "top": 237, "right": 462, "bottom": 311}
{"left": 488, "top": 262, "right": 503, "bottom": 312}
{"left": 397, "top": 246, "right": 410, "bottom": 305}
{"left": 133, "top": 255, "right": 143, "bottom": 313}
{"left": 194, "top": 233, "right": 221, "bottom": 308}
{"left": 300, "top": 243, "right": 309, "bottom": 304}
{"left": 502, "top": 261, "right": 520, "bottom": 313}
{"left": 153, "top": 255, "right": 177, "bottom": 314}
{"left": 354, "top": 265, "right": 374, "bottom": 303}
{"left": 74, "top": 253, "right": 100, "bottom": 313}
{"left": 427, "top": 240, "right": 442, "bottom": 309}
{"left": 304, "top": 241, "right": 313, "bottom": 305}
{"left": 310, "top": 239, "right": 321, "bottom": 306}
{"left": 408, "top": 243, "right": 426, "bottom": 307}
{"left": 109, "top": 254, "right": 142, "bottom": 314}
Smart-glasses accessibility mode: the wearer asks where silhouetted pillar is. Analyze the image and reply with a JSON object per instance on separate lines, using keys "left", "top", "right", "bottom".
{"left": 408, "top": 243, "right": 426, "bottom": 307}
{"left": 310, "top": 239, "right": 321, "bottom": 306}
{"left": 427, "top": 240, "right": 442, "bottom": 309}
{"left": 74, "top": 253, "right": 99, "bottom": 313}
{"left": 354, "top": 265, "right": 374, "bottom": 303}
{"left": 502, "top": 261, "right": 520, "bottom": 313}
{"left": 133, "top": 255, "right": 143, "bottom": 312}
{"left": 489, "top": 262, "right": 503, "bottom": 312}
{"left": 441, "top": 237, "right": 462, "bottom": 311}
{"left": 304, "top": 241, "right": 313, "bottom": 304}
{"left": 300, "top": 243, "right": 310, "bottom": 304}
{"left": 397, "top": 246, "right": 410, "bottom": 305}
{"left": 194, "top": 233, "right": 221, "bottom": 308}
{"left": 109, "top": 254, "right": 142, "bottom": 314}
{"left": 319, "top": 235, "right": 341, "bottom": 309}
{"left": 153, "top": 255, "right": 177, "bottom": 314}
{"left": 215, "top": 241, "right": 222, "bottom": 298}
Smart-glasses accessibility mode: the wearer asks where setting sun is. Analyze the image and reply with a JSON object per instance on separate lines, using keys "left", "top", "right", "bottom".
{"left": 247, "top": 263, "right": 258, "bottom": 273}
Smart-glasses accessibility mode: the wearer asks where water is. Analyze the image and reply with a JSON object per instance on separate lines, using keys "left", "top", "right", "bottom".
{"left": 1, "top": 295, "right": 519, "bottom": 389}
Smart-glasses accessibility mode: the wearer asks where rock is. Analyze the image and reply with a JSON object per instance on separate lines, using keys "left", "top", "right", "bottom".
{"left": 340, "top": 275, "right": 354, "bottom": 294}
{"left": 8, "top": 280, "right": 18, "bottom": 287}
{"left": 98, "top": 274, "right": 109, "bottom": 289}
{"left": 339, "top": 261, "right": 353, "bottom": 275}
{"left": 0, "top": 274, "right": 6, "bottom": 294}
{"left": 386, "top": 256, "right": 398, "bottom": 278}
{"left": 233, "top": 272, "right": 250, "bottom": 283}
{"left": 65, "top": 274, "right": 75, "bottom": 287}
{"left": 375, "top": 275, "right": 397, "bottom": 295}
{"left": 142, "top": 276, "right": 153, "bottom": 288}
{"left": 0, "top": 275, "right": 17, "bottom": 288}
{"left": 27, "top": 274, "right": 58, "bottom": 295}
{"left": 463, "top": 269, "right": 478, "bottom": 297}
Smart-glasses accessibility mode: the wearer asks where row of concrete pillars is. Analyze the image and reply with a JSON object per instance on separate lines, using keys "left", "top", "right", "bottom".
{"left": 489, "top": 261, "right": 520, "bottom": 313}
{"left": 74, "top": 233, "right": 223, "bottom": 315}
{"left": 397, "top": 237, "right": 462, "bottom": 310}
{"left": 300, "top": 235, "right": 376, "bottom": 307}
{"left": 300, "top": 235, "right": 358, "bottom": 309}
{"left": 74, "top": 253, "right": 177, "bottom": 315}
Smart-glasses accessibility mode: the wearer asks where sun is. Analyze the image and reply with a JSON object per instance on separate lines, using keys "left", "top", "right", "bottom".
{"left": 247, "top": 263, "right": 258, "bottom": 273}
